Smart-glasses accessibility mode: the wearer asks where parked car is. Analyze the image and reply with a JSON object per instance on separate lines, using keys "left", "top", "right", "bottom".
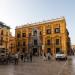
{"left": 55, "top": 52, "right": 67, "bottom": 60}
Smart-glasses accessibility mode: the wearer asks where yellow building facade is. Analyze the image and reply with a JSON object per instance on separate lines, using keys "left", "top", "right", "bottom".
{"left": 0, "top": 22, "right": 10, "bottom": 52}
{"left": 15, "top": 17, "right": 71, "bottom": 55}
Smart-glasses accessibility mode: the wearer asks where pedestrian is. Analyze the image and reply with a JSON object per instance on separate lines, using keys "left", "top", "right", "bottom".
{"left": 43, "top": 53, "right": 46, "bottom": 61}
{"left": 47, "top": 52, "right": 50, "bottom": 60}
{"left": 15, "top": 53, "right": 19, "bottom": 64}
{"left": 24, "top": 53, "right": 27, "bottom": 62}
{"left": 21, "top": 53, "right": 23, "bottom": 61}
{"left": 30, "top": 52, "right": 32, "bottom": 62}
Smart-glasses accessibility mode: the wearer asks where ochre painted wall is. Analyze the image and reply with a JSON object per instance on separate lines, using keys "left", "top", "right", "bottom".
{"left": 15, "top": 18, "right": 70, "bottom": 55}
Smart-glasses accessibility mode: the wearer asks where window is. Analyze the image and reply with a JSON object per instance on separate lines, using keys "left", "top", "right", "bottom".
{"left": 18, "top": 42, "right": 20, "bottom": 46}
{"left": 55, "top": 28, "right": 60, "bottom": 33}
{"left": 56, "top": 48, "right": 60, "bottom": 53}
{"left": 29, "top": 33, "right": 31, "bottom": 37}
{"left": 0, "top": 37, "right": 3, "bottom": 45}
{"left": 47, "top": 40, "right": 51, "bottom": 45}
{"left": 17, "top": 33, "right": 21, "bottom": 38}
{"left": 34, "top": 40, "right": 37, "bottom": 45}
{"left": 56, "top": 39, "right": 60, "bottom": 45}
{"left": 23, "top": 41, "right": 26, "bottom": 46}
{"left": 6, "top": 32, "right": 8, "bottom": 36}
{"left": 0, "top": 41, "right": 2, "bottom": 45}
{"left": 46, "top": 29, "right": 51, "bottom": 34}
{"left": 1, "top": 30, "right": 3, "bottom": 35}
{"left": 34, "top": 30, "right": 37, "bottom": 36}
{"left": 22, "top": 33, "right": 26, "bottom": 37}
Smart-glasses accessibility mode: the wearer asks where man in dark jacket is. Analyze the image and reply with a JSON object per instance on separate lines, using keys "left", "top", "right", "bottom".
{"left": 30, "top": 52, "right": 32, "bottom": 62}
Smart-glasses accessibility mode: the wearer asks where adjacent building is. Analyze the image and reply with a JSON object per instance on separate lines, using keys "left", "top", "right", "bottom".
{"left": 15, "top": 17, "right": 71, "bottom": 55}
{"left": 0, "top": 22, "right": 10, "bottom": 52}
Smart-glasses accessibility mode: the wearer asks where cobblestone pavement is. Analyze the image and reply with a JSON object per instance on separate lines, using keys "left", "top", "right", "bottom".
{"left": 0, "top": 56, "right": 70, "bottom": 75}
{"left": 59, "top": 56, "right": 75, "bottom": 75}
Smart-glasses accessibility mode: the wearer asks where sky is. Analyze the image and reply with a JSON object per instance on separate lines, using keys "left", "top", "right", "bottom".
{"left": 0, "top": 0, "right": 75, "bottom": 45}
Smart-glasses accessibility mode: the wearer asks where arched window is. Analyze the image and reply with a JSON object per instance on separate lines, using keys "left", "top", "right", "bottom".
{"left": 23, "top": 41, "right": 26, "bottom": 46}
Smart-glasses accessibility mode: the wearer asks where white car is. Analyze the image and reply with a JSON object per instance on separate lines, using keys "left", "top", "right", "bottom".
{"left": 55, "top": 52, "right": 67, "bottom": 60}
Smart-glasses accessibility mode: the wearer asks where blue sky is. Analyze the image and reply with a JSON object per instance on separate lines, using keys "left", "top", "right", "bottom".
{"left": 0, "top": 0, "right": 75, "bottom": 45}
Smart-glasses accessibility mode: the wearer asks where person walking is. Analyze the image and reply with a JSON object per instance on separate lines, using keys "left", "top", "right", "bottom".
{"left": 47, "top": 52, "right": 50, "bottom": 60}
{"left": 15, "top": 53, "right": 19, "bottom": 64}
{"left": 24, "top": 53, "right": 27, "bottom": 62}
{"left": 30, "top": 52, "right": 32, "bottom": 62}
{"left": 43, "top": 53, "right": 46, "bottom": 61}
{"left": 21, "top": 53, "right": 23, "bottom": 62}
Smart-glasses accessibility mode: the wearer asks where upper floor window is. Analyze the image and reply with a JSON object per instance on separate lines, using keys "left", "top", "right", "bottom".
{"left": 17, "top": 33, "right": 21, "bottom": 38}
{"left": 46, "top": 29, "right": 51, "bottom": 34}
{"left": 1, "top": 30, "right": 3, "bottom": 35}
{"left": 40, "top": 31, "right": 42, "bottom": 35}
{"left": 47, "top": 40, "right": 51, "bottom": 45}
{"left": 6, "top": 32, "right": 8, "bottom": 36}
{"left": 55, "top": 28, "right": 60, "bottom": 33}
{"left": 0, "top": 37, "right": 3, "bottom": 45}
{"left": 29, "top": 33, "right": 31, "bottom": 37}
{"left": 22, "top": 33, "right": 26, "bottom": 37}
{"left": 17, "top": 42, "right": 20, "bottom": 46}
{"left": 56, "top": 39, "right": 60, "bottom": 45}
{"left": 23, "top": 41, "right": 26, "bottom": 46}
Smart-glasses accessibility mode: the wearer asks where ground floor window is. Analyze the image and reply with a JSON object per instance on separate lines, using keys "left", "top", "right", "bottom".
{"left": 17, "top": 48, "right": 19, "bottom": 52}
{"left": 47, "top": 48, "right": 51, "bottom": 54}
{"left": 34, "top": 40, "right": 38, "bottom": 45}
{"left": 33, "top": 48, "right": 37, "bottom": 55}
{"left": 56, "top": 48, "right": 60, "bottom": 53}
